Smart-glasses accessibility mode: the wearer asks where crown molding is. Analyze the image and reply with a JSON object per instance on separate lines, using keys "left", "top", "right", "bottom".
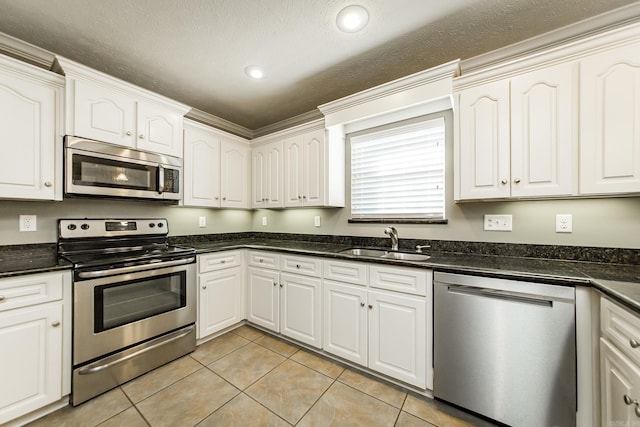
{"left": 0, "top": 31, "right": 55, "bottom": 69}
{"left": 251, "top": 118, "right": 325, "bottom": 146}
{"left": 185, "top": 108, "right": 253, "bottom": 139}
{"left": 252, "top": 109, "right": 323, "bottom": 139}
{"left": 460, "top": 2, "right": 640, "bottom": 74}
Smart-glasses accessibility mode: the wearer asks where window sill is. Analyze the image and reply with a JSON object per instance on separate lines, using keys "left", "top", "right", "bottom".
{"left": 348, "top": 218, "right": 448, "bottom": 224}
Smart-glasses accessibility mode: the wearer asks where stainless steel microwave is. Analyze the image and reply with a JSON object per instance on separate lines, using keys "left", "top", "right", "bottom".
{"left": 64, "top": 136, "right": 182, "bottom": 201}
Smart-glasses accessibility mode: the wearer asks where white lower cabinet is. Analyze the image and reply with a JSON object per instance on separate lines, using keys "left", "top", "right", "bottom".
{"left": 197, "top": 251, "right": 244, "bottom": 340}
{"left": 322, "top": 261, "right": 430, "bottom": 389}
{"left": 0, "top": 271, "right": 71, "bottom": 425}
{"left": 280, "top": 272, "right": 322, "bottom": 348}
{"left": 247, "top": 266, "right": 280, "bottom": 333}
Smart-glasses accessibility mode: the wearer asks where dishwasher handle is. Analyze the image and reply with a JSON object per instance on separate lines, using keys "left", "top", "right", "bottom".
{"left": 445, "top": 284, "right": 556, "bottom": 307}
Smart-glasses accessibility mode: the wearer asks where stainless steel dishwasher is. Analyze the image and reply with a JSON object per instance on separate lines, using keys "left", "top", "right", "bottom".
{"left": 433, "top": 272, "right": 576, "bottom": 427}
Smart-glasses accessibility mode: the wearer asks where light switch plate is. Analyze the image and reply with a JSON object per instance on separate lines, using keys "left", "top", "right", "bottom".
{"left": 262, "top": 216, "right": 267, "bottom": 226}
{"left": 484, "top": 214, "right": 512, "bottom": 231}
{"left": 198, "top": 216, "right": 206, "bottom": 227}
{"left": 314, "top": 216, "right": 321, "bottom": 227}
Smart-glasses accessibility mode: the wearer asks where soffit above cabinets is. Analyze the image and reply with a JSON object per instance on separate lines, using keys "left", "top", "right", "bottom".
{"left": 0, "top": 0, "right": 638, "bottom": 133}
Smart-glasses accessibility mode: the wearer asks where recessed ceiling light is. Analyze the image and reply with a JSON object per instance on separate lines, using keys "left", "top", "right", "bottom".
{"left": 336, "top": 5, "right": 369, "bottom": 33}
{"left": 244, "top": 65, "right": 265, "bottom": 79}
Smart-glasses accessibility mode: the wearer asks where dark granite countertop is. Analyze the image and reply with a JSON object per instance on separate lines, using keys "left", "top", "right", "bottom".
{"left": 189, "top": 238, "right": 640, "bottom": 313}
{"left": 0, "top": 244, "right": 72, "bottom": 278}
{"left": 2, "top": 237, "right": 639, "bottom": 315}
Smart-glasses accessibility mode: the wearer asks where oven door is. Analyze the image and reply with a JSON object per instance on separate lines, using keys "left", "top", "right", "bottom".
{"left": 73, "top": 260, "right": 196, "bottom": 365}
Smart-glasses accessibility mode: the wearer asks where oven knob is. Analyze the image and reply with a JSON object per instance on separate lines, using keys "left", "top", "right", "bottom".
{"left": 67, "top": 224, "right": 77, "bottom": 231}
{"left": 157, "top": 223, "right": 164, "bottom": 228}
{"left": 149, "top": 223, "right": 155, "bottom": 228}
{"left": 81, "top": 223, "right": 90, "bottom": 230}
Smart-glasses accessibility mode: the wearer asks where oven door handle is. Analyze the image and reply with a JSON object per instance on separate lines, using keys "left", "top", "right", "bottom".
{"left": 77, "top": 326, "right": 194, "bottom": 375}
{"left": 77, "top": 257, "right": 195, "bottom": 279}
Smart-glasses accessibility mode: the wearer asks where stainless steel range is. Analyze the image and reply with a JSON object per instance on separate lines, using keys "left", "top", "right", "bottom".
{"left": 58, "top": 218, "right": 196, "bottom": 406}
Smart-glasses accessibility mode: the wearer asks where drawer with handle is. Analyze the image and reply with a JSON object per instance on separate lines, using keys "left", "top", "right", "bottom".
{"left": 247, "top": 251, "right": 279, "bottom": 269}
{"left": 280, "top": 255, "right": 322, "bottom": 277}
{"left": 198, "top": 250, "right": 242, "bottom": 273}
{"left": 602, "top": 297, "right": 640, "bottom": 365}
{"left": 0, "top": 271, "right": 64, "bottom": 312}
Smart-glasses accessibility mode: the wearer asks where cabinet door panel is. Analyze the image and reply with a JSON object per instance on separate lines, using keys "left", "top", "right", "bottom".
{"left": 284, "top": 135, "right": 304, "bottom": 207}
{"left": 247, "top": 268, "right": 279, "bottom": 332}
{"left": 73, "top": 79, "right": 135, "bottom": 147}
{"left": 601, "top": 338, "right": 640, "bottom": 427}
{"left": 368, "top": 290, "right": 426, "bottom": 388}
{"left": 280, "top": 273, "right": 321, "bottom": 348}
{"left": 198, "top": 267, "right": 243, "bottom": 339}
{"left": 0, "top": 304, "right": 62, "bottom": 425}
{"left": 0, "top": 69, "right": 58, "bottom": 200}
{"left": 266, "top": 140, "right": 284, "bottom": 208}
{"left": 458, "top": 81, "right": 510, "bottom": 200}
{"left": 251, "top": 146, "right": 266, "bottom": 207}
{"left": 511, "top": 62, "right": 576, "bottom": 197}
{"left": 136, "top": 101, "right": 183, "bottom": 157}
{"left": 303, "top": 129, "right": 325, "bottom": 206}
{"left": 581, "top": 42, "right": 640, "bottom": 194}
{"left": 183, "top": 124, "right": 221, "bottom": 207}
{"left": 221, "top": 139, "right": 250, "bottom": 208}
{"left": 322, "top": 281, "right": 367, "bottom": 365}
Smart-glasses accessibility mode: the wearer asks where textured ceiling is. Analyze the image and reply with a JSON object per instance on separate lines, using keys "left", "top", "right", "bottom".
{"left": 0, "top": 0, "right": 637, "bottom": 131}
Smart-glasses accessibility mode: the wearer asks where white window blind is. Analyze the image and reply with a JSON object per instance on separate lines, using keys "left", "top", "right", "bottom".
{"left": 350, "top": 117, "right": 445, "bottom": 219}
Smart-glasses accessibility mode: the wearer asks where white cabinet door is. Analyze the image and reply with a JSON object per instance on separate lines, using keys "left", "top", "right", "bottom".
{"left": 251, "top": 145, "right": 266, "bottom": 208}
{"left": 247, "top": 267, "right": 280, "bottom": 333}
{"left": 136, "top": 100, "right": 184, "bottom": 157}
{"left": 221, "top": 138, "right": 250, "bottom": 208}
{"left": 457, "top": 80, "right": 511, "bottom": 200}
{"left": 280, "top": 273, "right": 322, "bottom": 348}
{"left": 198, "top": 267, "right": 243, "bottom": 339}
{"left": 284, "top": 135, "right": 304, "bottom": 207}
{"left": 73, "top": 79, "right": 137, "bottom": 147}
{"left": 0, "top": 303, "right": 63, "bottom": 425}
{"left": 601, "top": 338, "right": 640, "bottom": 427}
{"left": 580, "top": 42, "right": 640, "bottom": 195}
{"left": 303, "top": 128, "right": 325, "bottom": 206}
{"left": 265, "top": 140, "right": 284, "bottom": 208}
{"left": 183, "top": 123, "right": 221, "bottom": 207}
{"left": 368, "top": 289, "right": 426, "bottom": 388}
{"left": 510, "top": 62, "right": 577, "bottom": 197}
{"left": 322, "top": 281, "right": 367, "bottom": 365}
{"left": 0, "top": 60, "right": 60, "bottom": 200}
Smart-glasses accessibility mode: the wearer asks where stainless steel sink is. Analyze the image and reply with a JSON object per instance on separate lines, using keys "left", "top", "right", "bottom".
{"left": 338, "top": 248, "right": 430, "bottom": 261}
{"left": 381, "top": 252, "right": 430, "bottom": 261}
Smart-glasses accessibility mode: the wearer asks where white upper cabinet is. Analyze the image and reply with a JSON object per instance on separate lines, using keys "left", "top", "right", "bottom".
{"left": 580, "top": 41, "right": 640, "bottom": 195}
{"left": 0, "top": 54, "right": 63, "bottom": 201}
{"left": 252, "top": 119, "right": 344, "bottom": 209}
{"left": 56, "top": 57, "right": 189, "bottom": 157}
{"left": 183, "top": 119, "right": 250, "bottom": 208}
{"left": 456, "top": 61, "right": 577, "bottom": 200}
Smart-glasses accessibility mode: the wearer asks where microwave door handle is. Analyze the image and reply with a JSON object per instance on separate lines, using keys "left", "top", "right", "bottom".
{"left": 158, "top": 165, "right": 165, "bottom": 194}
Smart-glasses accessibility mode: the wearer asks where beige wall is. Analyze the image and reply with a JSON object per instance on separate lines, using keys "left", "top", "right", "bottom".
{"left": 0, "top": 199, "right": 252, "bottom": 245}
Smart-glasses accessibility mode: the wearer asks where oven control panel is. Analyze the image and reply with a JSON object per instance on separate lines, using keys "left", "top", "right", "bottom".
{"left": 59, "top": 218, "right": 168, "bottom": 239}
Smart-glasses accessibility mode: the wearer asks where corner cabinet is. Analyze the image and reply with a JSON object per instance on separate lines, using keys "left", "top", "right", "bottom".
{"left": 0, "top": 54, "right": 63, "bottom": 201}
{"left": 455, "top": 60, "right": 577, "bottom": 201}
{"left": 251, "top": 119, "right": 345, "bottom": 209}
{"left": 56, "top": 57, "right": 189, "bottom": 157}
{"left": 183, "top": 119, "right": 251, "bottom": 208}
{"left": 0, "top": 271, "right": 72, "bottom": 425}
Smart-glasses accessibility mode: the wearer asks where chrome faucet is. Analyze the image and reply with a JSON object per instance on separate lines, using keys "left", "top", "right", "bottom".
{"left": 384, "top": 227, "right": 399, "bottom": 251}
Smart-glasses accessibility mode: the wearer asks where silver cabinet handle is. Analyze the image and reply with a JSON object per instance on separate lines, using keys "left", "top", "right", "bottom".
{"left": 368, "top": 304, "right": 373, "bottom": 309}
{"left": 500, "top": 179, "right": 508, "bottom": 185}
{"left": 630, "top": 339, "right": 640, "bottom": 348}
{"left": 298, "top": 195, "right": 302, "bottom": 199}
{"left": 221, "top": 260, "right": 226, "bottom": 264}
{"left": 302, "top": 195, "right": 307, "bottom": 199}
{"left": 139, "top": 134, "right": 145, "bottom": 139}
{"left": 223, "top": 197, "right": 227, "bottom": 201}
{"left": 273, "top": 281, "right": 277, "bottom": 287}
{"left": 44, "top": 181, "right": 52, "bottom": 187}
{"left": 202, "top": 285, "right": 207, "bottom": 290}
{"left": 625, "top": 395, "right": 635, "bottom": 405}
{"left": 514, "top": 178, "right": 521, "bottom": 184}
{"left": 215, "top": 196, "right": 219, "bottom": 200}
{"left": 296, "top": 264, "right": 300, "bottom": 269}
{"left": 279, "top": 284, "right": 283, "bottom": 288}
{"left": 623, "top": 395, "right": 640, "bottom": 417}
{"left": 360, "top": 302, "right": 365, "bottom": 307}
{"left": 0, "top": 296, "right": 5, "bottom": 301}
{"left": 51, "top": 321, "right": 61, "bottom": 327}
{"left": 259, "top": 258, "right": 264, "bottom": 263}
{"left": 126, "top": 131, "right": 132, "bottom": 136}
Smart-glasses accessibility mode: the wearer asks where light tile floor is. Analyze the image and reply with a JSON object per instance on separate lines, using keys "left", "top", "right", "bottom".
{"left": 27, "top": 326, "right": 498, "bottom": 427}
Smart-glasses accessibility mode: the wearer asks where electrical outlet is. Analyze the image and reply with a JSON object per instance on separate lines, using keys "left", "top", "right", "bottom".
{"left": 19, "top": 215, "right": 37, "bottom": 232}
{"left": 483, "top": 214, "right": 512, "bottom": 231}
{"left": 556, "top": 214, "right": 572, "bottom": 233}
{"left": 262, "top": 216, "right": 267, "bottom": 226}
{"left": 198, "top": 216, "right": 206, "bottom": 228}
{"left": 314, "top": 216, "right": 321, "bottom": 227}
